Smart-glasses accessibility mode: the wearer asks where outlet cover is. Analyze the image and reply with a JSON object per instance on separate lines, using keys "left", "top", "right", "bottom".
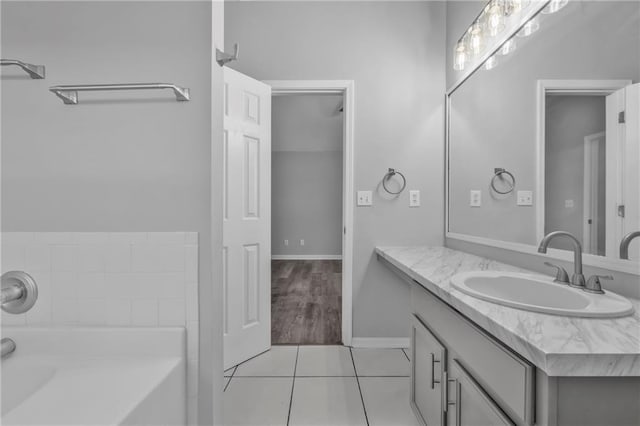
{"left": 517, "top": 190, "right": 533, "bottom": 206}
{"left": 357, "top": 191, "right": 373, "bottom": 206}
{"left": 470, "top": 190, "right": 482, "bottom": 207}
{"left": 300, "top": 239, "right": 305, "bottom": 246}
{"left": 409, "top": 190, "right": 421, "bottom": 207}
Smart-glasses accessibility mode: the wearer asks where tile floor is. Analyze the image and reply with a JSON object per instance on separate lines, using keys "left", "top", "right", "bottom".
{"left": 223, "top": 346, "right": 418, "bottom": 426}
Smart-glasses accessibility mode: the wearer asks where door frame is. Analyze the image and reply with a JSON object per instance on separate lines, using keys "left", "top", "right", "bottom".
{"left": 265, "top": 79, "right": 355, "bottom": 346}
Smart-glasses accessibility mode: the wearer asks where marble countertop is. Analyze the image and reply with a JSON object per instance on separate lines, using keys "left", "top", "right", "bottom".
{"left": 376, "top": 246, "right": 640, "bottom": 377}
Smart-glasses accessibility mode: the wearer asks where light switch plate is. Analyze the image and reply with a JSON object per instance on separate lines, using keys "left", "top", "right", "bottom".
{"left": 357, "top": 191, "right": 373, "bottom": 206}
{"left": 517, "top": 190, "right": 533, "bottom": 206}
{"left": 470, "top": 190, "right": 481, "bottom": 207}
{"left": 409, "top": 190, "right": 420, "bottom": 207}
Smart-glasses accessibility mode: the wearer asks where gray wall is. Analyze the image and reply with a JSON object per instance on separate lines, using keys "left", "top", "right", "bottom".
{"left": 447, "top": 1, "right": 640, "bottom": 244}
{"left": 226, "top": 1, "right": 446, "bottom": 338}
{"left": 545, "top": 95, "right": 606, "bottom": 254}
{"left": 272, "top": 95, "right": 343, "bottom": 257}
{"left": 0, "top": 2, "right": 221, "bottom": 424}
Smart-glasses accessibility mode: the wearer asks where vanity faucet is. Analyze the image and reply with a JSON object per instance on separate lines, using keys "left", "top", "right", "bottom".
{"left": 537, "top": 231, "right": 585, "bottom": 288}
{"left": 619, "top": 231, "right": 640, "bottom": 260}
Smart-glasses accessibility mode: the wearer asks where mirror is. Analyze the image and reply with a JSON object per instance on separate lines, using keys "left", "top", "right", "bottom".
{"left": 447, "top": 1, "right": 640, "bottom": 266}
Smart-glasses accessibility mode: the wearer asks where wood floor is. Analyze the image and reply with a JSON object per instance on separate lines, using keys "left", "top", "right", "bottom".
{"left": 271, "top": 259, "right": 342, "bottom": 345}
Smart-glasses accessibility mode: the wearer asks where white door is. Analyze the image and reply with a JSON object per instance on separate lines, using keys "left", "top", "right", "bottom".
{"left": 582, "top": 132, "right": 604, "bottom": 255}
{"left": 606, "top": 83, "right": 640, "bottom": 259}
{"left": 223, "top": 68, "right": 271, "bottom": 369}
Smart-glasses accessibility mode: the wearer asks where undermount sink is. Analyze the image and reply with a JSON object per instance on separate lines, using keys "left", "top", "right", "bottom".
{"left": 450, "top": 271, "right": 634, "bottom": 318}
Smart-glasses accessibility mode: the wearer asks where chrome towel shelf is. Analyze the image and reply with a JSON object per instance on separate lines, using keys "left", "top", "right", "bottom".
{"left": 49, "top": 83, "right": 191, "bottom": 104}
{"left": 0, "top": 59, "right": 45, "bottom": 79}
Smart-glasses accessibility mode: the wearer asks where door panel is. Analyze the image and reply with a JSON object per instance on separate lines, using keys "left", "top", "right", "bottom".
{"left": 411, "top": 314, "right": 446, "bottom": 426}
{"left": 223, "top": 67, "right": 271, "bottom": 369}
{"left": 447, "top": 359, "right": 514, "bottom": 426}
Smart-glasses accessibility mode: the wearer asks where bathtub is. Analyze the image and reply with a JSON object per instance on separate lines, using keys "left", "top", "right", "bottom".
{"left": 1, "top": 327, "right": 186, "bottom": 425}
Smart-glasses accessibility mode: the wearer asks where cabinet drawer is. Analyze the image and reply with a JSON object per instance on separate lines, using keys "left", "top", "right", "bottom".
{"left": 411, "top": 315, "right": 446, "bottom": 426}
{"left": 447, "top": 359, "right": 515, "bottom": 426}
{"left": 412, "top": 285, "right": 535, "bottom": 426}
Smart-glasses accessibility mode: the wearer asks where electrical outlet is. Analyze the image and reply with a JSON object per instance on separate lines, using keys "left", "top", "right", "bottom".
{"left": 284, "top": 240, "right": 289, "bottom": 246}
{"left": 300, "top": 239, "right": 305, "bottom": 246}
{"left": 470, "top": 190, "right": 482, "bottom": 207}
{"left": 409, "top": 190, "right": 420, "bottom": 207}
{"left": 517, "top": 190, "right": 533, "bottom": 206}
{"left": 357, "top": 191, "right": 373, "bottom": 206}
{"left": 565, "top": 199, "right": 574, "bottom": 208}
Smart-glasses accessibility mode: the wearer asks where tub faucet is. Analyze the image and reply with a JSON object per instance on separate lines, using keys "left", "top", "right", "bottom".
{"left": 1, "top": 271, "right": 38, "bottom": 314}
{"left": 619, "top": 231, "right": 640, "bottom": 260}
{"left": 538, "top": 231, "right": 586, "bottom": 288}
{"left": 1, "top": 338, "right": 16, "bottom": 358}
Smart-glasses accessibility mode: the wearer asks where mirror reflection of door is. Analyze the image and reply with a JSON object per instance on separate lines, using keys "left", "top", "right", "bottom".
{"left": 606, "top": 83, "right": 640, "bottom": 261}
{"left": 544, "top": 95, "right": 607, "bottom": 255}
{"left": 544, "top": 83, "right": 640, "bottom": 259}
{"left": 583, "top": 131, "right": 605, "bottom": 256}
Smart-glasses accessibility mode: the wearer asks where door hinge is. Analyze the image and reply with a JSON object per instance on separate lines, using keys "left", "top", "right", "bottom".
{"left": 618, "top": 111, "right": 626, "bottom": 123}
{"left": 618, "top": 205, "right": 626, "bottom": 218}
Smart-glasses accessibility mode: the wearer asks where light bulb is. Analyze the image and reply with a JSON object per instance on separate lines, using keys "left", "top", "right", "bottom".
{"left": 469, "top": 22, "right": 484, "bottom": 56}
{"left": 517, "top": 16, "right": 539, "bottom": 37}
{"left": 500, "top": 38, "right": 517, "bottom": 55}
{"left": 507, "top": 0, "right": 529, "bottom": 15}
{"left": 453, "top": 41, "right": 467, "bottom": 71}
{"left": 486, "top": 1, "right": 505, "bottom": 37}
{"left": 485, "top": 55, "right": 498, "bottom": 70}
{"left": 542, "top": 0, "right": 568, "bottom": 14}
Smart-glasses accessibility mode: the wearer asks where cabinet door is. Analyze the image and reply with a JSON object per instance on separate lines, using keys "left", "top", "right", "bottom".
{"left": 411, "top": 315, "right": 446, "bottom": 426}
{"left": 447, "top": 359, "right": 515, "bottom": 426}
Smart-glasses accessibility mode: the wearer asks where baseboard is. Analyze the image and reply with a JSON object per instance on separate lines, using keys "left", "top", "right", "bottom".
{"left": 350, "top": 337, "right": 410, "bottom": 349}
{"left": 271, "top": 255, "right": 343, "bottom": 260}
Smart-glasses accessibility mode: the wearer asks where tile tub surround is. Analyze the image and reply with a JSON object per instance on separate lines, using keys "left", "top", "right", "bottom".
{"left": 0, "top": 232, "right": 199, "bottom": 425}
{"left": 376, "top": 246, "right": 640, "bottom": 377}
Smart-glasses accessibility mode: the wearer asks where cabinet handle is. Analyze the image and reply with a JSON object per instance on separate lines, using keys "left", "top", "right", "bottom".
{"left": 430, "top": 352, "right": 441, "bottom": 389}
{"left": 444, "top": 372, "right": 461, "bottom": 425}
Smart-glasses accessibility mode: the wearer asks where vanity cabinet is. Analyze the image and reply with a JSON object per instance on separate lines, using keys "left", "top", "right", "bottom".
{"left": 410, "top": 285, "right": 535, "bottom": 426}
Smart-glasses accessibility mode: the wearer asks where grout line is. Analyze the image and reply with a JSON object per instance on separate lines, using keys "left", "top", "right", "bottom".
{"left": 401, "top": 348, "right": 410, "bottom": 362}
{"left": 223, "top": 366, "right": 237, "bottom": 392}
{"left": 349, "top": 347, "right": 370, "bottom": 426}
{"left": 286, "top": 346, "right": 299, "bottom": 426}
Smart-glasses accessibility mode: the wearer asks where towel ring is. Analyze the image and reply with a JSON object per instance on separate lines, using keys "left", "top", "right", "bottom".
{"left": 491, "top": 168, "right": 515, "bottom": 194}
{"left": 382, "top": 168, "right": 407, "bottom": 195}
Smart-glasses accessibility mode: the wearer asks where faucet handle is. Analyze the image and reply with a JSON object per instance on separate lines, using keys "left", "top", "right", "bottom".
{"left": 544, "top": 262, "right": 570, "bottom": 284}
{"left": 584, "top": 275, "right": 612, "bottom": 294}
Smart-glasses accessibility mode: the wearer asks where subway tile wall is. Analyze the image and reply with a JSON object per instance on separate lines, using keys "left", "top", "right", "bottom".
{"left": 0, "top": 232, "right": 199, "bottom": 425}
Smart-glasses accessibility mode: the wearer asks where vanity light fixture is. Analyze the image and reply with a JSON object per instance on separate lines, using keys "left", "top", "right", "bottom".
{"left": 452, "top": 0, "right": 532, "bottom": 71}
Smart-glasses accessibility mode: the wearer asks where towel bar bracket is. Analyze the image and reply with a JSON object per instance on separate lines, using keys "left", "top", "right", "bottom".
{"left": 0, "top": 59, "right": 45, "bottom": 79}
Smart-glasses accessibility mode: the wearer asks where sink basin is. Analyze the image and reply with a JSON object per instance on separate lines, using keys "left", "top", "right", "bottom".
{"left": 450, "top": 271, "right": 634, "bottom": 318}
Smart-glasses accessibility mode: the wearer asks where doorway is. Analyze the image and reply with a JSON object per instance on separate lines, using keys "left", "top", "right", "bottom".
{"left": 268, "top": 81, "right": 354, "bottom": 346}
